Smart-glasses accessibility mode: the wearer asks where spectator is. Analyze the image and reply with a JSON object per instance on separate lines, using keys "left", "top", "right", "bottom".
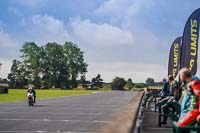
{"left": 177, "top": 68, "right": 200, "bottom": 127}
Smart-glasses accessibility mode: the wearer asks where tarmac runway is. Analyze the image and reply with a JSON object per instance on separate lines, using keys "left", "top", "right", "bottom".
{"left": 0, "top": 91, "right": 136, "bottom": 133}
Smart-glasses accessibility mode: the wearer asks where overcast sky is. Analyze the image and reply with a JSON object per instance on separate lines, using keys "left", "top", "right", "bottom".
{"left": 0, "top": 0, "right": 200, "bottom": 82}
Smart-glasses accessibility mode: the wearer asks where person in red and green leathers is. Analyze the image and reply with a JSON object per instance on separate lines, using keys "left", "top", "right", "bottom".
{"left": 177, "top": 68, "right": 200, "bottom": 127}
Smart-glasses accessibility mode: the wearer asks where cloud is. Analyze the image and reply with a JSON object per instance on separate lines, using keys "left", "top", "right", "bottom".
{"left": 29, "top": 15, "right": 72, "bottom": 44}
{"left": 95, "top": 0, "right": 155, "bottom": 26}
{"left": 0, "top": 30, "right": 18, "bottom": 47}
{"left": 0, "top": 13, "right": 162, "bottom": 81}
{"left": 0, "top": 58, "right": 12, "bottom": 78}
{"left": 32, "top": 15, "right": 66, "bottom": 33}
{"left": 95, "top": 0, "right": 134, "bottom": 17}
{"left": 94, "top": 0, "right": 169, "bottom": 64}
{"left": 71, "top": 18, "right": 134, "bottom": 46}
{"left": 29, "top": 15, "right": 134, "bottom": 47}
{"left": 87, "top": 61, "right": 166, "bottom": 82}
{"left": 0, "top": 30, "right": 20, "bottom": 58}
{"left": 94, "top": 0, "right": 154, "bottom": 18}
{"left": 2, "top": 0, "right": 188, "bottom": 82}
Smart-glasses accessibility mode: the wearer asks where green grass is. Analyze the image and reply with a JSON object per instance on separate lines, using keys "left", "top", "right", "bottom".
{"left": 0, "top": 89, "right": 98, "bottom": 103}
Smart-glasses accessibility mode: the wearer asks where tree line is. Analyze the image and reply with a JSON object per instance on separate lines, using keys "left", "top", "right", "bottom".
{"left": 0, "top": 41, "right": 154, "bottom": 90}
{"left": 145, "top": 77, "right": 163, "bottom": 86}
{"left": 7, "top": 42, "right": 87, "bottom": 89}
{"left": 111, "top": 77, "right": 147, "bottom": 90}
{"left": 111, "top": 77, "right": 163, "bottom": 90}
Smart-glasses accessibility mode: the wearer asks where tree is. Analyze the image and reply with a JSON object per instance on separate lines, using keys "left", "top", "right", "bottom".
{"left": 146, "top": 78, "right": 155, "bottom": 86}
{"left": 43, "top": 42, "right": 66, "bottom": 88}
{"left": 111, "top": 77, "right": 126, "bottom": 90}
{"left": 20, "top": 42, "right": 43, "bottom": 88}
{"left": 8, "top": 60, "right": 20, "bottom": 87}
{"left": 8, "top": 41, "right": 87, "bottom": 89}
{"left": 80, "top": 74, "right": 87, "bottom": 84}
{"left": 7, "top": 60, "right": 28, "bottom": 88}
{"left": 91, "top": 74, "right": 103, "bottom": 89}
{"left": 63, "top": 42, "right": 87, "bottom": 88}
{"left": 77, "top": 73, "right": 89, "bottom": 88}
{"left": 8, "top": 41, "right": 88, "bottom": 89}
{"left": 0, "top": 78, "right": 8, "bottom": 84}
{"left": 126, "top": 78, "right": 134, "bottom": 91}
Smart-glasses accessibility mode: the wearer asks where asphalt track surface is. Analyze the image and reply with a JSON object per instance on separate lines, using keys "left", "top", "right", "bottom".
{"left": 0, "top": 91, "right": 136, "bottom": 133}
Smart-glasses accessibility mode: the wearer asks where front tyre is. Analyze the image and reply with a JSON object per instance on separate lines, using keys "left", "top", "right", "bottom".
{"left": 28, "top": 98, "right": 32, "bottom": 106}
{"left": 28, "top": 98, "right": 33, "bottom": 106}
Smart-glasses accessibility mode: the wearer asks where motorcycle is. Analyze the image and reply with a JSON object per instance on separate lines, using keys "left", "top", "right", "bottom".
{"left": 27, "top": 92, "right": 34, "bottom": 106}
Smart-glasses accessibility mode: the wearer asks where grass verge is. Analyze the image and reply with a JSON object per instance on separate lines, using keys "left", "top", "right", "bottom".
{"left": 0, "top": 89, "right": 98, "bottom": 103}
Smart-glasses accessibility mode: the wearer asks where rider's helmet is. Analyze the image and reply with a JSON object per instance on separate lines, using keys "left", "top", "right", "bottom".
{"left": 28, "top": 87, "right": 33, "bottom": 91}
{"left": 188, "top": 80, "right": 200, "bottom": 96}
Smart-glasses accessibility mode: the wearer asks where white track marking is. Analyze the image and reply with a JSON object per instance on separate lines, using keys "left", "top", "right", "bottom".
{"left": 0, "top": 112, "right": 114, "bottom": 115}
{"left": 0, "top": 118, "right": 111, "bottom": 123}
{"left": 0, "top": 131, "right": 97, "bottom": 133}
{"left": 0, "top": 131, "right": 47, "bottom": 133}
{"left": 0, "top": 107, "right": 120, "bottom": 110}
{"left": 0, "top": 91, "right": 104, "bottom": 105}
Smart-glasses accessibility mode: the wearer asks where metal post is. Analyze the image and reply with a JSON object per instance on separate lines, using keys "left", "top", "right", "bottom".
{"left": 154, "top": 96, "right": 157, "bottom": 112}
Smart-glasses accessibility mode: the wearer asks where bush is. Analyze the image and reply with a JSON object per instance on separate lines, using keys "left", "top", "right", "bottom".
{"left": 146, "top": 78, "right": 155, "bottom": 86}
{"left": 111, "top": 77, "right": 126, "bottom": 90}
{"left": 126, "top": 78, "right": 134, "bottom": 91}
{"left": 134, "top": 83, "right": 147, "bottom": 88}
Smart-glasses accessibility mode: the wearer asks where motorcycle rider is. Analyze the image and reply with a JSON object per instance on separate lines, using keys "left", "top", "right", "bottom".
{"left": 27, "top": 87, "right": 36, "bottom": 103}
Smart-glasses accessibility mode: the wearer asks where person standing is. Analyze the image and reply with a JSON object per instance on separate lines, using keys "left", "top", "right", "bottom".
{"left": 177, "top": 68, "right": 200, "bottom": 127}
